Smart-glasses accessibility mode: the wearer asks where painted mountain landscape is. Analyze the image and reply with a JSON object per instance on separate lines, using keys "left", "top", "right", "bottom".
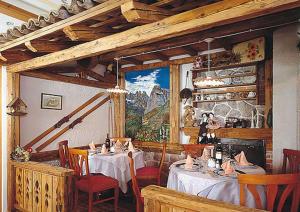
{"left": 125, "top": 67, "right": 170, "bottom": 142}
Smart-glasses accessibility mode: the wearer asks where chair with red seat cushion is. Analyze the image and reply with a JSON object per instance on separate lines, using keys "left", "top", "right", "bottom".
{"left": 136, "top": 142, "right": 166, "bottom": 186}
{"left": 69, "top": 148, "right": 119, "bottom": 212}
{"left": 282, "top": 149, "right": 300, "bottom": 174}
{"left": 128, "top": 151, "right": 144, "bottom": 212}
{"left": 58, "top": 140, "right": 69, "bottom": 168}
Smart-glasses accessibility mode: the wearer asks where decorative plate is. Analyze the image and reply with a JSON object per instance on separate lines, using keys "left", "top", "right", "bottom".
{"left": 242, "top": 76, "right": 256, "bottom": 84}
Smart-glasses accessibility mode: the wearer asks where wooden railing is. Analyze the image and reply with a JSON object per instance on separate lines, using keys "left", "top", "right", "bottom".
{"left": 142, "top": 185, "right": 266, "bottom": 212}
{"left": 11, "top": 161, "right": 74, "bottom": 212}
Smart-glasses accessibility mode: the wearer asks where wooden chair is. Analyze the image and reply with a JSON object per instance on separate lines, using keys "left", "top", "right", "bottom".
{"left": 136, "top": 142, "right": 166, "bottom": 186}
{"left": 58, "top": 140, "right": 69, "bottom": 168}
{"left": 238, "top": 174, "right": 300, "bottom": 212}
{"left": 282, "top": 149, "right": 300, "bottom": 174}
{"left": 110, "top": 137, "right": 131, "bottom": 144}
{"left": 68, "top": 148, "right": 119, "bottom": 212}
{"left": 128, "top": 151, "right": 144, "bottom": 212}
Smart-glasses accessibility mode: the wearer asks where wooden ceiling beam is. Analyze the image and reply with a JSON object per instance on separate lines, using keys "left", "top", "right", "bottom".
{"left": 0, "top": 1, "right": 37, "bottom": 21}
{"left": 21, "top": 71, "right": 115, "bottom": 88}
{"left": 0, "top": 0, "right": 129, "bottom": 52}
{"left": 63, "top": 25, "right": 118, "bottom": 41}
{"left": 7, "top": 0, "right": 300, "bottom": 72}
{"left": 121, "top": 0, "right": 175, "bottom": 23}
{"left": 100, "top": 7, "right": 300, "bottom": 63}
{"left": 181, "top": 46, "right": 198, "bottom": 56}
{"left": 123, "top": 57, "right": 144, "bottom": 65}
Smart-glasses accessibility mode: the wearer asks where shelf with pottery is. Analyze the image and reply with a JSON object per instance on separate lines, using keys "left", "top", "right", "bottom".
{"left": 191, "top": 62, "right": 258, "bottom": 73}
{"left": 192, "top": 72, "right": 256, "bottom": 81}
{"left": 192, "top": 84, "right": 256, "bottom": 95}
{"left": 193, "top": 83, "right": 256, "bottom": 90}
{"left": 193, "top": 97, "right": 256, "bottom": 103}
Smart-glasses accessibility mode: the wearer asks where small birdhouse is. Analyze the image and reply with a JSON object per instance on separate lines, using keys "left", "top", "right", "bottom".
{"left": 7, "top": 97, "right": 27, "bottom": 116}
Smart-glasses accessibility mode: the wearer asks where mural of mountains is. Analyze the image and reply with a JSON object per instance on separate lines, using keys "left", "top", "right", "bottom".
{"left": 125, "top": 67, "right": 170, "bottom": 142}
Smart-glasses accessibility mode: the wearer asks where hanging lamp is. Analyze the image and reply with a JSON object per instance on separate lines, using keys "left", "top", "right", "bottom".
{"left": 194, "top": 38, "right": 224, "bottom": 88}
{"left": 107, "top": 58, "right": 128, "bottom": 94}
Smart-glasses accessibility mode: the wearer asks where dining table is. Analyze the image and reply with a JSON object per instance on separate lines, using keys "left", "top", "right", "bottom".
{"left": 87, "top": 150, "right": 145, "bottom": 193}
{"left": 167, "top": 158, "right": 266, "bottom": 209}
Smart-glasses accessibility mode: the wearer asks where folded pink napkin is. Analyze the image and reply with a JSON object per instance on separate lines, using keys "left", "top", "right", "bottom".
{"left": 128, "top": 141, "right": 135, "bottom": 152}
{"left": 185, "top": 155, "right": 193, "bottom": 169}
{"left": 89, "top": 141, "right": 96, "bottom": 150}
{"left": 221, "top": 160, "right": 234, "bottom": 175}
{"left": 101, "top": 144, "right": 108, "bottom": 154}
{"left": 234, "top": 151, "right": 252, "bottom": 166}
{"left": 201, "top": 148, "right": 211, "bottom": 160}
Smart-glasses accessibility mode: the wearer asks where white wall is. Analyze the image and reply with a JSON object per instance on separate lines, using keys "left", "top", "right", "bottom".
{"left": 273, "top": 23, "right": 300, "bottom": 172}
{"left": 20, "top": 76, "right": 111, "bottom": 151}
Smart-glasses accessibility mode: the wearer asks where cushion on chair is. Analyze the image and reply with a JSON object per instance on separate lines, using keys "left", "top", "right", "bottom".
{"left": 76, "top": 175, "right": 119, "bottom": 192}
{"left": 136, "top": 166, "right": 159, "bottom": 178}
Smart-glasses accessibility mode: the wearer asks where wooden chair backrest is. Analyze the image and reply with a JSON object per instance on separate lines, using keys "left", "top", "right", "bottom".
{"left": 183, "top": 144, "right": 206, "bottom": 158}
{"left": 128, "top": 151, "right": 143, "bottom": 211}
{"left": 68, "top": 148, "right": 89, "bottom": 177}
{"left": 110, "top": 137, "right": 131, "bottom": 144}
{"left": 159, "top": 142, "right": 167, "bottom": 173}
{"left": 238, "top": 173, "right": 300, "bottom": 212}
{"left": 282, "top": 149, "right": 300, "bottom": 174}
{"left": 58, "top": 140, "right": 69, "bottom": 168}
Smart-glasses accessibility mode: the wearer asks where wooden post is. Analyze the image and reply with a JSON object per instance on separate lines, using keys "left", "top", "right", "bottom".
{"left": 170, "top": 64, "right": 180, "bottom": 143}
{"left": 264, "top": 59, "right": 272, "bottom": 128}
{"left": 0, "top": 69, "right": 2, "bottom": 212}
{"left": 7, "top": 72, "right": 20, "bottom": 211}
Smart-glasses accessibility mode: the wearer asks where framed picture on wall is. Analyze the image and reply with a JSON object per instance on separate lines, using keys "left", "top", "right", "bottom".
{"left": 41, "top": 93, "right": 62, "bottom": 110}
{"left": 125, "top": 67, "right": 170, "bottom": 142}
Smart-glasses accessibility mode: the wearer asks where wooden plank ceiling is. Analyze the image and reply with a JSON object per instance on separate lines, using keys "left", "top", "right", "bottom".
{"left": 0, "top": 0, "right": 299, "bottom": 87}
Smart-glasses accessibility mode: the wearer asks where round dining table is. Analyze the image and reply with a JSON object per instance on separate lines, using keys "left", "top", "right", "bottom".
{"left": 88, "top": 150, "right": 144, "bottom": 193}
{"left": 167, "top": 159, "right": 266, "bottom": 209}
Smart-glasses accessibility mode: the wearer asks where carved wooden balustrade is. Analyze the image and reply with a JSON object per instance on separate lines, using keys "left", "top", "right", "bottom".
{"left": 11, "top": 161, "right": 74, "bottom": 212}
{"left": 142, "top": 185, "right": 266, "bottom": 212}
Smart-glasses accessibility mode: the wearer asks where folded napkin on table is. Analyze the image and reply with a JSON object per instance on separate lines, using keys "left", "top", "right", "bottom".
{"left": 234, "top": 151, "right": 252, "bottom": 166}
{"left": 128, "top": 141, "right": 135, "bottom": 152}
{"left": 221, "top": 160, "right": 235, "bottom": 175}
{"left": 114, "top": 140, "right": 123, "bottom": 153}
{"left": 185, "top": 154, "right": 193, "bottom": 170}
{"left": 89, "top": 141, "right": 96, "bottom": 150}
{"left": 101, "top": 144, "right": 108, "bottom": 154}
{"left": 201, "top": 147, "right": 211, "bottom": 161}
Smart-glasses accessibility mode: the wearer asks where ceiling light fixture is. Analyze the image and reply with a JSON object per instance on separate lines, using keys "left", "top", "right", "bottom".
{"left": 107, "top": 58, "right": 128, "bottom": 94}
{"left": 194, "top": 38, "right": 224, "bottom": 88}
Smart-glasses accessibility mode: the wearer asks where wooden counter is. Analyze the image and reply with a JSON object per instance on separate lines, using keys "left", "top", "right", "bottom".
{"left": 11, "top": 161, "right": 74, "bottom": 212}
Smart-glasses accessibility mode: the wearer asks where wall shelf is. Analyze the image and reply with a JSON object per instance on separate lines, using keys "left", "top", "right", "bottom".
{"left": 193, "top": 97, "right": 256, "bottom": 103}
{"left": 194, "top": 83, "right": 256, "bottom": 90}
{"left": 192, "top": 72, "right": 256, "bottom": 81}
{"left": 191, "top": 62, "right": 257, "bottom": 73}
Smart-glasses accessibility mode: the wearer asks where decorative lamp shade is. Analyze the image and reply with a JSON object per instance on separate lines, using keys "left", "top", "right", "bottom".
{"left": 7, "top": 97, "right": 27, "bottom": 116}
{"left": 194, "top": 77, "right": 224, "bottom": 88}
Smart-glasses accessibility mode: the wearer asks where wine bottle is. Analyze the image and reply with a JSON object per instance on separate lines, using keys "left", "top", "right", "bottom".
{"left": 215, "top": 142, "right": 223, "bottom": 165}
{"left": 105, "top": 134, "right": 110, "bottom": 150}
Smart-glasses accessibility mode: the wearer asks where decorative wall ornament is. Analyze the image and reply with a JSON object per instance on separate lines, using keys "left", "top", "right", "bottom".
{"left": 125, "top": 67, "right": 170, "bottom": 142}
{"left": 7, "top": 97, "right": 27, "bottom": 116}
{"left": 41, "top": 93, "right": 63, "bottom": 110}
{"left": 233, "top": 37, "right": 265, "bottom": 63}
{"left": 182, "top": 105, "right": 196, "bottom": 127}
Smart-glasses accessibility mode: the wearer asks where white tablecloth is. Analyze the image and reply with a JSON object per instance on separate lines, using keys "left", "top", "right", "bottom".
{"left": 167, "top": 159, "right": 266, "bottom": 209}
{"left": 88, "top": 151, "right": 144, "bottom": 193}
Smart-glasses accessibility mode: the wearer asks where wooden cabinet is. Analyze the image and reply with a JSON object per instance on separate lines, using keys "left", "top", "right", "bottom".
{"left": 11, "top": 161, "right": 74, "bottom": 212}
